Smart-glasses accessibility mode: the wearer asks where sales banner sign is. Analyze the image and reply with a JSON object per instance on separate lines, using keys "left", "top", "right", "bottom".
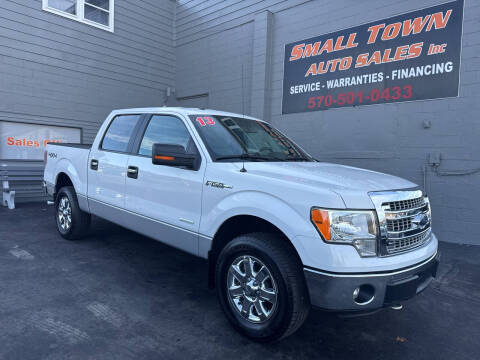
{"left": 282, "top": 0, "right": 464, "bottom": 114}
{"left": 0, "top": 121, "right": 81, "bottom": 160}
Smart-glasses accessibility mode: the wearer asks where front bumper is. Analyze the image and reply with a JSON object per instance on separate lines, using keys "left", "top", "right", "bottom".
{"left": 304, "top": 251, "right": 439, "bottom": 311}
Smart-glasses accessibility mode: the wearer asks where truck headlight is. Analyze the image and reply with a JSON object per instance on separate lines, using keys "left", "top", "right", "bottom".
{"left": 311, "top": 208, "right": 378, "bottom": 257}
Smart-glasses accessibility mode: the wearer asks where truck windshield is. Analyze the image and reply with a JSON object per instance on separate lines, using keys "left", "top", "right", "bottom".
{"left": 189, "top": 115, "right": 313, "bottom": 162}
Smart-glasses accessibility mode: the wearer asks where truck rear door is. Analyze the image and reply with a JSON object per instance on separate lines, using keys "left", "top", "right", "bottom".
{"left": 87, "top": 114, "right": 143, "bottom": 210}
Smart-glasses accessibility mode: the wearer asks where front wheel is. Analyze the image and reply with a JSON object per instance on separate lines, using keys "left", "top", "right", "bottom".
{"left": 55, "top": 186, "right": 91, "bottom": 240}
{"left": 215, "top": 233, "right": 310, "bottom": 342}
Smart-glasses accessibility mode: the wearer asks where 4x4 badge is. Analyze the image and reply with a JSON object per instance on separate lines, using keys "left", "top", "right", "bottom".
{"left": 205, "top": 181, "right": 232, "bottom": 189}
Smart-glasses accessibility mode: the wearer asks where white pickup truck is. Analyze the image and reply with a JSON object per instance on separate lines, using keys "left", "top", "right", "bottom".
{"left": 44, "top": 107, "right": 439, "bottom": 342}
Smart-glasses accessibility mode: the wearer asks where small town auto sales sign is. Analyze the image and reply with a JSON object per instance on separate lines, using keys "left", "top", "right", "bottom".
{"left": 282, "top": 0, "right": 464, "bottom": 114}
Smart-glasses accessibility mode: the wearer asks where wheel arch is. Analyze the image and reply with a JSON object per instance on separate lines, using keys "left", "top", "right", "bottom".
{"left": 207, "top": 214, "right": 304, "bottom": 289}
{"left": 55, "top": 172, "right": 74, "bottom": 195}
{"left": 52, "top": 157, "right": 87, "bottom": 197}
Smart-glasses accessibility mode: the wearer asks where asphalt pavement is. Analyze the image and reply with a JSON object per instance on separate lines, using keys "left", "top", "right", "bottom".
{"left": 0, "top": 203, "right": 478, "bottom": 360}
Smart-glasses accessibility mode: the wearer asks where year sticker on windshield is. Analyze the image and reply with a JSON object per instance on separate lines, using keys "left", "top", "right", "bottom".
{"left": 196, "top": 117, "right": 215, "bottom": 126}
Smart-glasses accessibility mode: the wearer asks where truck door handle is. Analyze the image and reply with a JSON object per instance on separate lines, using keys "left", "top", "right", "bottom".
{"left": 91, "top": 159, "right": 98, "bottom": 170}
{"left": 127, "top": 166, "right": 138, "bottom": 179}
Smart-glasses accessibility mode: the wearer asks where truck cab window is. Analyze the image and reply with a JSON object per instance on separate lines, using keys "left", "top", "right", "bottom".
{"left": 138, "top": 115, "right": 195, "bottom": 157}
{"left": 101, "top": 114, "right": 141, "bottom": 152}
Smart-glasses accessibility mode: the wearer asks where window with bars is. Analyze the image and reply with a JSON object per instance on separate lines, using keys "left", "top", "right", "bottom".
{"left": 42, "top": 0, "right": 114, "bottom": 32}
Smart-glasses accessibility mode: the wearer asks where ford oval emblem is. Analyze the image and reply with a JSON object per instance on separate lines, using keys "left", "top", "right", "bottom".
{"left": 412, "top": 213, "right": 429, "bottom": 230}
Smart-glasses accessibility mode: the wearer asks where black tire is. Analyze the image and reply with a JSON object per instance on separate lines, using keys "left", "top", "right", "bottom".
{"left": 215, "top": 232, "right": 310, "bottom": 342}
{"left": 55, "top": 186, "right": 91, "bottom": 240}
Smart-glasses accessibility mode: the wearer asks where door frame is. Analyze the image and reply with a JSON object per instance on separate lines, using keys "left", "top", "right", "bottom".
{"left": 128, "top": 112, "right": 209, "bottom": 164}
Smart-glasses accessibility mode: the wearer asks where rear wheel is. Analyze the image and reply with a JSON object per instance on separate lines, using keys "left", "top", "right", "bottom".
{"left": 55, "top": 186, "right": 91, "bottom": 240}
{"left": 215, "top": 233, "right": 310, "bottom": 342}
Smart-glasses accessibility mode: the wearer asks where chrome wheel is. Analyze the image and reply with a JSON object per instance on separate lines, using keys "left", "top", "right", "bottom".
{"left": 227, "top": 255, "right": 278, "bottom": 323}
{"left": 57, "top": 196, "right": 72, "bottom": 231}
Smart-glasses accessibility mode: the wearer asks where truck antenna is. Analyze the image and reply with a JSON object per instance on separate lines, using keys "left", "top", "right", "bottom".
{"left": 240, "top": 63, "right": 247, "bottom": 173}
{"left": 241, "top": 64, "right": 245, "bottom": 119}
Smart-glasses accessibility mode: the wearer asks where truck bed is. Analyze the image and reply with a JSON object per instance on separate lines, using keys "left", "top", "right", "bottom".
{"left": 47, "top": 143, "right": 92, "bottom": 149}
{"left": 44, "top": 142, "right": 92, "bottom": 198}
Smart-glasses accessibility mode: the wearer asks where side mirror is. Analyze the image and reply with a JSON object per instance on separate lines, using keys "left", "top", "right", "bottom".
{"left": 152, "top": 143, "right": 200, "bottom": 170}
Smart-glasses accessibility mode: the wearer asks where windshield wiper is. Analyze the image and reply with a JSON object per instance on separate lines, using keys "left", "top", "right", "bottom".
{"left": 215, "top": 153, "right": 274, "bottom": 162}
{"left": 283, "top": 157, "right": 312, "bottom": 162}
{"left": 216, "top": 153, "right": 314, "bottom": 162}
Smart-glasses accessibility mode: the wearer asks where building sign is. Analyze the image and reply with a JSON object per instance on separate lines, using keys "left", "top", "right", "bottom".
{"left": 282, "top": 0, "right": 464, "bottom": 114}
{"left": 0, "top": 121, "right": 81, "bottom": 160}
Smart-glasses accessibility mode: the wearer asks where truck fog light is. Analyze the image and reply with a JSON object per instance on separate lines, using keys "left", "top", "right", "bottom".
{"left": 353, "top": 284, "right": 375, "bottom": 305}
{"left": 353, "top": 239, "right": 377, "bottom": 257}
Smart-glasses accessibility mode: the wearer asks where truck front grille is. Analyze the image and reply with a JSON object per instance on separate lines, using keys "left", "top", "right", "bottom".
{"left": 385, "top": 197, "right": 425, "bottom": 211}
{"left": 369, "top": 190, "right": 432, "bottom": 256}
{"left": 387, "top": 217, "right": 412, "bottom": 232}
{"left": 385, "top": 228, "right": 431, "bottom": 254}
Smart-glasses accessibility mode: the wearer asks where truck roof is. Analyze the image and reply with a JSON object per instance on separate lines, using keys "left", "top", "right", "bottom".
{"left": 109, "top": 107, "right": 261, "bottom": 121}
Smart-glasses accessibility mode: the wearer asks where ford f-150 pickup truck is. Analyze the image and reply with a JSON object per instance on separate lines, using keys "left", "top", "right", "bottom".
{"left": 44, "top": 107, "right": 439, "bottom": 342}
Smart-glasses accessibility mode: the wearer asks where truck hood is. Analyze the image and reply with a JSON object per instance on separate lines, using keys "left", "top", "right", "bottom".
{"left": 238, "top": 162, "right": 417, "bottom": 208}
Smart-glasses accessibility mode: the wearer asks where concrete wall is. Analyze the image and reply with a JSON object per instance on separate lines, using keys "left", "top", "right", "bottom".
{"left": 174, "top": 0, "right": 480, "bottom": 245}
{"left": 0, "top": 0, "right": 176, "bottom": 143}
{"left": 175, "top": 20, "right": 254, "bottom": 113}
{"left": 175, "top": 0, "right": 310, "bottom": 114}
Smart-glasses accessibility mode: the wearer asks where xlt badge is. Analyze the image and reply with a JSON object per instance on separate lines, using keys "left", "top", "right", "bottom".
{"left": 205, "top": 181, "right": 232, "bottom": 189}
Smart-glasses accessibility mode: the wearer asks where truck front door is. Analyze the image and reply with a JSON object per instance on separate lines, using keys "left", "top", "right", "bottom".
{"left": 124, "top": 114, "right": 206, "bottom": 255}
